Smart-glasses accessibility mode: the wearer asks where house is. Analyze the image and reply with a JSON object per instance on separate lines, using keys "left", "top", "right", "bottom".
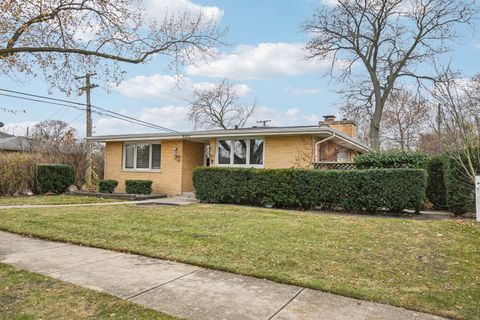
{"left": 89, "top": 116, "right": 369, "bottom": 195}
{"left": 0, "top": 132, "right": 35, "bottom": 152}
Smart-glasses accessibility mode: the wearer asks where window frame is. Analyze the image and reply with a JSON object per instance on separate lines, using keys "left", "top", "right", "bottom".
{"left": 216, "top": 137, "right": 265, "bottom": 168}
{"left": 122, "top": 142, "right": 161, "bottom": 172}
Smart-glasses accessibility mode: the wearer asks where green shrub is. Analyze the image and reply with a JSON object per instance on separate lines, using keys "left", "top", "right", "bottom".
{"left": 0, "top": 152, "right": 37, "bottom": 196}
{"left": 444, "top": 147, "right": 480, "bottom": 215}
{"left": 193, "top": 167, "right": 427, "bottom": 213}
{"left": 426, "top": 156, "right": 448, "bottom": 209}
{"left": 99, "top": 179, "right": 118, "bottom": 193}
{"left": 36, "top": 164, "right": 75, "bottom": 194}
{"left": 355, "top": 150, "right": 428, "bottom": 169}
{"left": 125, "top": 180, "right": 152, "bottom": 195}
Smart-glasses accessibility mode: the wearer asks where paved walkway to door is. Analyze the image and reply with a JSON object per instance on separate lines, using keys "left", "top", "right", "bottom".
{"left": 0, "top": 231, "right": 446, "bottom": 320}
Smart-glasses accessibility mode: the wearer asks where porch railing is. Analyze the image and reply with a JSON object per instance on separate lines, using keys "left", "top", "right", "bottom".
{"left": 312, "top": 162, "right": 357, "bottom": 170}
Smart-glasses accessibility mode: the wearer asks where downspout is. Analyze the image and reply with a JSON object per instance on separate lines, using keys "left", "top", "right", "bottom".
{"left": 314, "top": 133, "right": 335, "bottom": 162}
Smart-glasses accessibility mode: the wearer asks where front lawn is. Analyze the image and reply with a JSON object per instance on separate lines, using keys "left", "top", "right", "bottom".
{"left": 0, "top": 263, "right": 177, "bottom": 319}
{"left": 0, "top": 195, "right": 122, "bottom": 206}
{"left": 0, "top": 204, "right": 478, "bottom": 319}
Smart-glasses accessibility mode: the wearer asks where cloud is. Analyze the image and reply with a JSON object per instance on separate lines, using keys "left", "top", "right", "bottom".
{"left": 286, "top": 86, "right": 322, "bottom": 96}
{"left": 94, "top": 105, "right": 192, "bottom": 135}
{"left": 143, "top": 0, "right": 223, "bottom": 22}
{"left": 186, "top": 42, "right": 332, "bottom": 79}
{"left": 321, "top": 0, "right": 339, "bottom": 6}
{"left": 247, "top": 106, "right": 322, "bottom": 127}
{"left": 91, "top": 104, "right": 323, "bottom": 135}
{"left": 0, "top": 122, "right": 38, "bottom": 137}
{"left": 114, "top": 74, "right": 250, "bottom": 101}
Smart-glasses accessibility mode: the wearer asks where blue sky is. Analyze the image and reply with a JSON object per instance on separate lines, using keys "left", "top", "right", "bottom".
{"left": 1, "top": 0, "right": 479, "bottom": 136}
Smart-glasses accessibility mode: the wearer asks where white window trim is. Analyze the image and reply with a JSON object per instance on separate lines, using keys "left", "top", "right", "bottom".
{"left": 122, "top": 141, "right": 161, "bottom": 172}
{"left": 216, "top": 137, "right": 265, "bottom": 168}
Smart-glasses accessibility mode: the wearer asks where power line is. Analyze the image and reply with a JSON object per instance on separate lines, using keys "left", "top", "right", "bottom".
{"left": 0, "top": 88, "right": 177, "bottom": 132}
{"left": 0, "top": 88, "right": 178, "bottom": 132}
{"left": 0, "top": 93, "right": 85, "bottom": 111}
{"left": 0, "top": 92, "right": 167, "bottom": 131}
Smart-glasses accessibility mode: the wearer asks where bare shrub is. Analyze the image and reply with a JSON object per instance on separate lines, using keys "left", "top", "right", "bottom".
{"left": 0, "top": 152, "right": 37, "bottom": 196}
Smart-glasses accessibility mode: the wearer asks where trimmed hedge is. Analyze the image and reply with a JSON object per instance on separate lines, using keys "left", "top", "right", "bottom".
{"left": 355, "top": 150, "right": 428, "bottom": 169}
{"left": 193, "top": 167, "right": 427, "bottom": 213}
{"left": 99, "top": 179, "right": 118, "bottom": 193}
{"left": 36, "top": 164, "right": 75, "bottom": 194}
{"left": 125, "top": 180, "right": 153, "bottom": 195}
{"left": 426, "top": 156, "right": 448, "bottom": 209}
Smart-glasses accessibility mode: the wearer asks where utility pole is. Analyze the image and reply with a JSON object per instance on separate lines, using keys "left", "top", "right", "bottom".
{"left": 76, "top": 73, "right": 98, "bottom": 187}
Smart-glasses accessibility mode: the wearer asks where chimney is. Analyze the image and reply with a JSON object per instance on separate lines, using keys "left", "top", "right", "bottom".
{"left": 323, "top": 115, "right": 336, "bottom": 123}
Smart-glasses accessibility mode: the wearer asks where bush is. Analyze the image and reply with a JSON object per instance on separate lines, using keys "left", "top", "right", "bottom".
{"left": 0, "top": 152, "right": 37, "bottom": 196}
{"left": 426, "top": 156, "right": 448, "bottom": 209}
{"left": 355, "top": 150, "right": 428, "bottom": 169}
{"left": 444, "top": 147, "right": 480, "bottom": 215}
{"left": 36, "top": 164, "right": 75, "bottom": 194}
{"left": 125, "top": 180, "right": 153, "bottom": 195}
{"left": 99, "top": 179, "right": 118, "bottom": 193}
{"left": 193, "top": 167, "right": 427, "bottom": 213}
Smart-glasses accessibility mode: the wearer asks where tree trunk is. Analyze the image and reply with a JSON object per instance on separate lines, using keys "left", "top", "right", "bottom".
{"left": 369, "top": 120, "right": 381, "bottom": 150}
{"left": 369, "top": 102, "right": 382, "bottom": 150}
{"left": 369, "top": 84, "right": 384, "bottom": 150}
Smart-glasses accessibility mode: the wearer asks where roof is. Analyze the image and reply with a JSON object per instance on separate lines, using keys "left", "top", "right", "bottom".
{"left": 0, "top": 133, "right": 35, "bottom": 152}
{"left": 89, "top": 125, "right": 370, "bottom": 152}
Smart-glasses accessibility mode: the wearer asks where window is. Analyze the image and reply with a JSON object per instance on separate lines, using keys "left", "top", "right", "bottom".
{"left": 124, "top": 143, "right": 161, "bottom": 170}
{"left": 125, "top": 144, "right": 135, "bottom": 169}
{"left": 218, "top": 141, "right": 231, "bottom": 164}
{"left": 151, "top": 144, "right": 161, "bottom": 169}
{"left": 136, "top": 144, "right": 150, "bottom": 169}
{"left": 217, "top": 138, "right": 264, "bottom": 167}
{"left": 249, "top": 139, "right": 264, "bottom": 165}
{"left": 233, "top": 140, "right": 247, "bottom": 164}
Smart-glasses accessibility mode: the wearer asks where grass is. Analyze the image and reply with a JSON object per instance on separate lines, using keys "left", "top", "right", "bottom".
{"left": 0, "top": 263, "right": 178, "bottom": 319}
{"left": 0, "top": 195, "right": 122, "bottom": 206}
{"left": 0, "top": 204, "right": 478, "bottom": 319}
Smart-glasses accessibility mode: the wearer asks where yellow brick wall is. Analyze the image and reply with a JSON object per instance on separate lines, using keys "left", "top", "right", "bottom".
{"left": 104, "top": 140, "right": 184, "bottom": 195}
{"left": 181, "top": 140, "right": 205, "bottom": 192}
{"left": 264, "top": 135, "right": 314, "bottom": 169}
{"left": 209, "top": 138, "right": 217, "bottom": 166}
{"left": 329, "top": 122, "right": 356, "bottom": 138}
{"left": 207, "top": 135, "right": 355, "bottom": 169}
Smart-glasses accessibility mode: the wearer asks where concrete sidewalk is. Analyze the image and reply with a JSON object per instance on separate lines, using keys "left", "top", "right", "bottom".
{"left": 0, "top": 231, "right": 445, "bottom": 320}
{"left": 0, "top": 196, "right": 197, "bottom": 209}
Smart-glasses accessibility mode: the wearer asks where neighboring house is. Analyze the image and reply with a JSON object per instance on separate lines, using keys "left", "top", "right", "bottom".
{"left": 90, "top": 116, "right": 369, "bottom": 195}
{"left": 0, "top": 132, "right": 35, "bottom": 152}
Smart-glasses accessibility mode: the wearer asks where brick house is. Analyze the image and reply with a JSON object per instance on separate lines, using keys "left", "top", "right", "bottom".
{"left": 90, "top": 116, "right": 369, "bottom": 195}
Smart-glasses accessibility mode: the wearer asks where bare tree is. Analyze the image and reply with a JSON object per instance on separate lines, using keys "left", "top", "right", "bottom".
{"left": 432, "top": 72, "right": 480, "bottom": 180}
{"left": 31, "top": 120, "right": 104, "bottom": 187}
{"left": 381, "top": 90, "right": 429, "bottom": 150}
{"left": 302, "top": 0, "right": 477, "bottom": 149}
{"left": 423, "top": 72, "right": 479, "bottom": 213}
{"left": 31, "top": 120, "right": 71, "bottom": 148}
{"left": 188, "top": 79, "right": 256, "bottom": 130}
{"left": 0, "top": 0, "right": 225, "bottom": 93}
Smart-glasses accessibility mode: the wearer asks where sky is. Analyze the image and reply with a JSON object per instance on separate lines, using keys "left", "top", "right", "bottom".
{"left": 0, "top": 0, "right": 479, "bottom": 137}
